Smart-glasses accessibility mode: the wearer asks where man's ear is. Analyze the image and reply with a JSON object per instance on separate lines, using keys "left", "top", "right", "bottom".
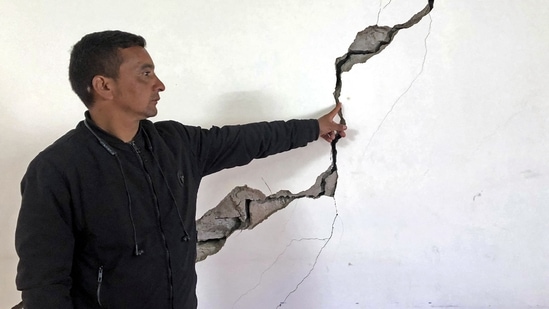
{"left": 91, "top": 75, "right": 115, "bottom": 101}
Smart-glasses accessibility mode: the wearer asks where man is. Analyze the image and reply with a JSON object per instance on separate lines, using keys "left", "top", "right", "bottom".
{"left": 15, "top": 30, "right": 346, "bottom": 308}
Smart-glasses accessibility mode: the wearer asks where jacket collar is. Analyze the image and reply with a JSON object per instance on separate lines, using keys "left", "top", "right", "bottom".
{"left": 83, "top": 111, "right": 147, "bottom": 149}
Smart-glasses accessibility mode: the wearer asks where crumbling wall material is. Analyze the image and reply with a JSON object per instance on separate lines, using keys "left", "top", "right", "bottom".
{"left": 195, "top": 0, "right": 434, "bottom": 263}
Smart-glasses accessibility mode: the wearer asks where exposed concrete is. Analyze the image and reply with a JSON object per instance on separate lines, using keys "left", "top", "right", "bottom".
{"left": 196, "top": 165, "right": 337, "bottom": 262}
{"left": 333, "top": 0, "right": 434, "bottom": 103}
{"left": 196, "top": 0, "right": 435, "bottom": 263}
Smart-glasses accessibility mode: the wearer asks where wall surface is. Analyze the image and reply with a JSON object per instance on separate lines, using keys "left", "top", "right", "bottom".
{"left": 1, "top": 0, "right": 548, "bottom": 308}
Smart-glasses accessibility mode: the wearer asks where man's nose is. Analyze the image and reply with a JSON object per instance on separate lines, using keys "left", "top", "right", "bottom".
{"left": 156, "top": 76, "right": 166, "bottom": 92}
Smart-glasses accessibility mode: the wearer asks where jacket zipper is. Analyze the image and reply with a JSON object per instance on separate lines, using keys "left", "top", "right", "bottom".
{"left": 97, "top": 266, "right": 104, "bottom": 307}
{"left": 129, "top": 140, "right": 175, "bottom": 307}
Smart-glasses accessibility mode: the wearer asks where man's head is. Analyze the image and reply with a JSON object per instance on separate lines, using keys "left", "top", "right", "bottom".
{"left": 69, "top": 30, "right": 146, "bottom": 107}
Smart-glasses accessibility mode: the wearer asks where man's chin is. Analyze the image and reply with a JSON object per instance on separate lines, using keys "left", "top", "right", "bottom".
{"left": 145, "top": 107, "right": 158, "bottom": 118}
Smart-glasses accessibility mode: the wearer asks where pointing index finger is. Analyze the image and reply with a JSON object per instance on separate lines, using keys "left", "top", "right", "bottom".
{"left": 329, "top": 102, "right": 342, "bottom": 118}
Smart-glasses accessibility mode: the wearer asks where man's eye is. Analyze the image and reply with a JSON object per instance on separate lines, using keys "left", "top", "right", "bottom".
{"left": 143, "top": 71, "right": 152, "bottom": 77}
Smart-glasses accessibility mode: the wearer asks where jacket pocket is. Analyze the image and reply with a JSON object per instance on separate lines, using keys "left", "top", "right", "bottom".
{"left": 97, "top": 265, "right": 104, "bottom": 308}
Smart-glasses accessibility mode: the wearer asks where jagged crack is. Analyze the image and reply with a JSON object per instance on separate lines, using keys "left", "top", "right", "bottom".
{"left": 231, "top": 236, "right": 330, "bottom": 309}
{"left": 276, "top": 200, "right": 339, "bottom": 308}
{"left": 376, "top": 0, "right": 394, "bottom": 25}
{"left": 196, "top": 162, "right": 338, "bottom": 262}
{"left": 363, "top": 13, "right": 433, "bottom": 153}
{"left": 195, "top": 1, "right": 435, "bottom": 308}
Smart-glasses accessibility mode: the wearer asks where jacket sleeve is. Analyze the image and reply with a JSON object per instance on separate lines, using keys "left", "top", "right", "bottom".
{"left": 15, "top": 157, "right": 74, "bottom": 309}
{"left": 191, "top": 119, "right": 319, "bottom": 176}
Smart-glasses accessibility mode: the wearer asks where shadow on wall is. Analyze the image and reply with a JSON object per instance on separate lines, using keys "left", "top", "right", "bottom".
{"left": 197, "top": 90, "right": 345, "bottom": 204}
{"left": 211, "top": 90, "right": 282, "bottom": 125}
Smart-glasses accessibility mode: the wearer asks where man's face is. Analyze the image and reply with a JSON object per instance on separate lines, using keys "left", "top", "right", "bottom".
{"left": 111, "top": 46, "right": 165, "bottom": 120}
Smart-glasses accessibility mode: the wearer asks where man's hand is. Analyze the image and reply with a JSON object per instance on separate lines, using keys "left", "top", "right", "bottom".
{"left": 318, "top": 103, "right": 347, "bottom": 143}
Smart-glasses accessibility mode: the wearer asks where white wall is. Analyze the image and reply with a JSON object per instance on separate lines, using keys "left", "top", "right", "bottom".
{"left": 1, "top": 0, "right": 548, "bottom": 308}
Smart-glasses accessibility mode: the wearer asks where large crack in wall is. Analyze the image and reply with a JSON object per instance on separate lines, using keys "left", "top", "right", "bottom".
{"left": 196, "top": 166, "right": 338, "bottom": 261}
{"left": 9, "top": 2, "right": 436, "bottom": 309}
{"left": 196, "top": 0, "right": 435, "bottom": 264}
{"left": 198, "top": 1, "right": 435, "bottom": 307}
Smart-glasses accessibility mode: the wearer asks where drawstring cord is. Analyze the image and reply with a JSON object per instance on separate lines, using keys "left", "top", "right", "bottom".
{"left": 142, "top": 130, "right": 190, "bottom": 242}
{"left": 85, "top": 120, "right": 191, "bottom": 258}
{"left": 114, "top": 154, "right": 145, "bottom": 256}
{"left": 84, "top": 120, "right": 144, "bottom": 256}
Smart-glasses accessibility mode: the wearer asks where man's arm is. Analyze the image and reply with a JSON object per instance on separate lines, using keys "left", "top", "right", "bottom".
{"left": 194, "top": 103, "right": 347, "bottom": 261}
{"left": 15, "top": 158, "right": 74, "bottom": 309}
{"left": 189, "top": 103, "right": 347, "bottom": 176}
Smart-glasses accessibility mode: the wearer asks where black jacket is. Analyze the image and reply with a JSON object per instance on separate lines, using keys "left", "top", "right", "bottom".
{"left": 15, "top": 114, "right": 319, "bottom": 308}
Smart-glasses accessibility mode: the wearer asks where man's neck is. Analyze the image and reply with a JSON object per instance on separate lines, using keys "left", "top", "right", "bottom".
{"left": 88, "top": 108, "right": 140, "bottom": 143}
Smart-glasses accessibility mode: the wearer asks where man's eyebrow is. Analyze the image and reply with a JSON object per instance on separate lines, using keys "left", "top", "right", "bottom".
{"left": 139, "top": 63, "right": 155, "bottom": 70}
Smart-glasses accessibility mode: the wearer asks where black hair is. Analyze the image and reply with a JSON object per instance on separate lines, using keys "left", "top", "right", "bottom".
{"left": 68, "top": 30, "right": 146, "bottom": 107}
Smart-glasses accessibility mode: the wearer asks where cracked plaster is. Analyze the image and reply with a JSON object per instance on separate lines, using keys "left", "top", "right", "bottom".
{"left": 195, "top": 0, "right": 435, "bottom": 266}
